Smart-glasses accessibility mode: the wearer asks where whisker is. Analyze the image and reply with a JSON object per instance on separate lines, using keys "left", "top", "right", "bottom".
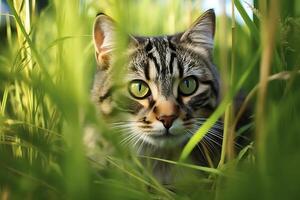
{"left": 133, "top": 133, "right": 144, "bottom": 150}
{"left": 120, "top": 131, "right": 135, "bottom": 143}
{"left": 190, "top": 118, "right": 224, "bottom": 126}
{"left": 201, "top": 137, "right": 218, "bottom": 159}
{"left": 192, "top": 121, "right": 224, "bottom": 130}
{"left": 128, "top": 134, "right": 142, "bottom": 147}
{"left": 112, "top": 127, "right": 133, "bottom": 135}
{"left": 120, "top": 132, "right": 138, "bottom": 146}
{"left": 207, "top": 130, "right": 223, "bottom": 140}
{"left": 208, "top": 129, "right": 243, "bottom": 149}
{"left": 200, "top": 142, "right": 215, "bottom": 168}
{"left": 204, "top": 135, "right": 222, "bottom": 147}
{"left": 185, "top": 129, "right": 206, "bottom": 160}
{"left": 137, "top": 134, "right": 148, "bottom": 153}
{"left": 111, "top": 124, "right": 132, "bottom": 129}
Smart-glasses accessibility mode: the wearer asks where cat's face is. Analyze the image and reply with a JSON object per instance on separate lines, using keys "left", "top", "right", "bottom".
{"left": 92, "top": 10, "right": 220, "bottom": 148}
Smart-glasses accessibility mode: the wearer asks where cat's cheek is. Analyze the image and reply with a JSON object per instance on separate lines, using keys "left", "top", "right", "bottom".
{"left": 181, "top": 96, "right": 190, "bottom": 105}
{"left": 169, "top": 120, "right": 185, "bottom": 136}
{"left": 149, "top": 122, "right": 166, "bottom": 136}
{"left": 100, "top": 99, "right": 113, "bottom": 115}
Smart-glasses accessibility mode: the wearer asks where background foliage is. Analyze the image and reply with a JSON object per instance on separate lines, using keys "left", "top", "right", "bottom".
{"left": 0, "top": 0, "right": 300, "bottom": 199}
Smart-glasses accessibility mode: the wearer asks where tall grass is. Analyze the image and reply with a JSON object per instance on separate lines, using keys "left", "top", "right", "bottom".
{"left": 0, "top": 0, "right": 300, "bottom": 199}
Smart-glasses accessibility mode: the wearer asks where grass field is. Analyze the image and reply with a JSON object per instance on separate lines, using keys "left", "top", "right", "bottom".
{"left": 1, "top": 0, "right": 300, "bottom": 199}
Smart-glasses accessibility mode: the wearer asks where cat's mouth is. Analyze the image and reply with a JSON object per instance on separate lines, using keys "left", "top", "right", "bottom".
{"left": 148, "top": 129, "right": 188, "bottom": 144}
{"left": 150, "top": 130, "right": 177, "bottom": 138}
{"left": 145, "top": 130, "right": 188, "bottom": 148}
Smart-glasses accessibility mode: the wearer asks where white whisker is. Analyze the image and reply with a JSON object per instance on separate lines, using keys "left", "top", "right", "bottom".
{"left": 204, "top": 134, "right": 222, "bottom": 147}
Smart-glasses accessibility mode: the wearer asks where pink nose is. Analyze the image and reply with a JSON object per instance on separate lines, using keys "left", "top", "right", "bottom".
{"left": 157, "top": 115, "right": 177, "bottom": 129}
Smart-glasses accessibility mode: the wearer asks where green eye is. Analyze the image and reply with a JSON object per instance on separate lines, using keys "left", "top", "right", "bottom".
{"left": 179, "top": 76, "right": 198, "bottom": 96}
{"left": 128, "top": 80, "right": 150, "bottom": 99}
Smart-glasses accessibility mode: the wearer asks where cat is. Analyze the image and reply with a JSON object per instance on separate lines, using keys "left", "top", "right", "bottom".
{"left": 86, "top": 9, "right": 244, "bottom": 184}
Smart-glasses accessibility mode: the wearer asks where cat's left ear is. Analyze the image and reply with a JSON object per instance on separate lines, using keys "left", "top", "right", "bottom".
{"left": 179, "top": 9, "right": 215, "bottom": 50}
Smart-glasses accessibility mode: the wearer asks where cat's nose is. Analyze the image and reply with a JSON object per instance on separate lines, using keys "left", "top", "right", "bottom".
{"left": 157, "top": 115, "right": 177, "bottom": 129}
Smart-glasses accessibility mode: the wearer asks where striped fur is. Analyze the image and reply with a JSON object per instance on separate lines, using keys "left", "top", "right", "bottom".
{"left": 90, "top": 9, "right": 224, "bottom": 184}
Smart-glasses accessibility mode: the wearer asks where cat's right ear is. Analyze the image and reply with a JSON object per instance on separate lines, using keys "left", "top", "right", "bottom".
{"left": 177, "top": 9, "right": 215, "bottom": 51}
{"left": 93, "top": 13, "right": 116, "bottom": 69}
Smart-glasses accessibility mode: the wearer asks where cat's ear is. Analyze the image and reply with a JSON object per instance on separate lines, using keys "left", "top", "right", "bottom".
{"left": 179, "top": 9, "right": 215, "bottom": 50}
{"left": 93, "top": 14, "right": 139, "bottom": 69}
{"left": 93, "top": 13, "right": 116, "bottom": 69}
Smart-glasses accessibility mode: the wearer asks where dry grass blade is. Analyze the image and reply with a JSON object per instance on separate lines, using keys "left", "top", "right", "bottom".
{"left": 255, "top": 0, "right": 280, "bottom": 166}
{"left": 234, "top": 69, "right": 300, "bottom": 129}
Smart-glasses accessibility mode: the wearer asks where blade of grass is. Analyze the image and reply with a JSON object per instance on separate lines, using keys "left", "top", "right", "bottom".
{"left": 94, "top": 179, "right": 149, "bottom": 198}
{"left": 131, "top": 156, "right": 171, "bottom": 195}
{"left": 234, "top": 0, "right": 259, "bottom": 42}
{"left": 219, "top": 0, "right": 238, "bottom": 167}
{"left": 217, "top": 0, "right": 231, "bottom": 168}
{"left": 139, "top": 155, "right": 224, "bottom": 175}
{"left": 255, "top": 0, "right": 279, "bottom": 171}
{"left": 5, "top": 14, "right": 13, "bottom": 47}
{"left": 180, "top": 47, "right": 261, "bottom": 161}
{"left": 104, "top": 156, "right": 174, "bottom": 199}
{"left": 0, "top": 163, "right": 60, "bottom": 194}
{"left": 0, "top": 134, "right": 48, "bottom": 161}
{"left": 4, "top": 119, "right": 61, "bottom": 137}
{"left": 6, "top": 0, "right": 54, "bottom": 88}
{"left": 0, "top": 87, "right": 9, "bottom": 116}
{"left": 43, "top": 35, "right": 92, "bottom": 52}
{"left": 234, "top": 0, "right": 282, "bottom": 70}
{"left": 234, "top": 69, "right": 300, "bottom": 130}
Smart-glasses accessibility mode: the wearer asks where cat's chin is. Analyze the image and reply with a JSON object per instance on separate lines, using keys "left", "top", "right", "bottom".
{"left": 143, "top": 133, "right": 189, "bottom": 148}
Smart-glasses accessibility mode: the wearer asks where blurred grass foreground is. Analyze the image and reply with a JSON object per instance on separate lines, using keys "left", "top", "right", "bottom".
{"left": 1, "top": 0, "right": 300, "bottom": 199}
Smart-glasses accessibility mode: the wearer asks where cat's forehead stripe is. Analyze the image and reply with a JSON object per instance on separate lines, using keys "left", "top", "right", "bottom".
{"left": 144, "top": 59, "right": 150, "bottom": 80}
{"left": 131, "top": 35, "right": 218, "bottom": 98}
{"left": 143, "top": 37, "right": 182, "bottom": 79}
{"left": 148, "top": 59, "right": 157, "bottom": 80}
{"left": 145, "top": 39, "right": 160, "bottom": 79}
{"left": 167, "top": 38, "right": 177, "bottom": 52}
{"left": 169, "top": 53, "right": 175, "bottom": 75}
{"left": 135, "top": 36, "right": 186, "bottom": 97}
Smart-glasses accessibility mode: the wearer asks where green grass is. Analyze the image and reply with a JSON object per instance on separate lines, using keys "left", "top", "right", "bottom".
{"left": 1, "top": 0, "right": 300, "bottom": 199}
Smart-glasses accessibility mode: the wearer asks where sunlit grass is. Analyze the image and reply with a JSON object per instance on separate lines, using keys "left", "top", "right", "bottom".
{"left": 1, "top": 0, "right": 300, "bottom": 199}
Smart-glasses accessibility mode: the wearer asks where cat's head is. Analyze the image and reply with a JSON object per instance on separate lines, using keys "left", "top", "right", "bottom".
{"left": 92, "top": 9, "right": 220, "bottom": 148}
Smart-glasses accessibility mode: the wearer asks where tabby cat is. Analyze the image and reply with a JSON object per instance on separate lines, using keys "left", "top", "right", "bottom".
{"left": 88, "top": 9, "right": 227, "bottom": 184}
